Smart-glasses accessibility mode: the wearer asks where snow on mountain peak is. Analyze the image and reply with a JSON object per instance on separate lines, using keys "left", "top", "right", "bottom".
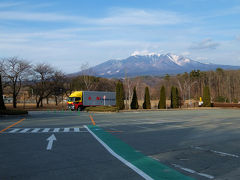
{"left": 72, "top": 52, "right": 240, "bottom": 78}
{"left": 131, "top": 51, "right": 161, "bottom": 57}
{"left": 130, "top": 51, "right": 193, "bottom": 66}
{"left": 166, "top": 53, "right": 190, "bottom": 66}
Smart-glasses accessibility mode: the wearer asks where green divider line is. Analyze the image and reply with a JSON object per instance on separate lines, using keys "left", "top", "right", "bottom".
{"left": 87, "top": 125, "right": 194, "bottom": 180}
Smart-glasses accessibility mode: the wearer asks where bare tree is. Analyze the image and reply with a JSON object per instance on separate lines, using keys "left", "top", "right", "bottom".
{"left": 0, "top": 74, "right": 6, "bottom": 110}
{"left": 80, "top": 63, "right": 96, "bottom": 90}
{"left": 32, "top": 63, "right": 54, "bottom": 108}
{"left": 52, "top": 71, "right": 66, "bottom": 106}
{"left": 124, "top": 70, "right": 133, "bottom": 109}
{"left": 0, "top": 57, "right": 31, "bottom": 108}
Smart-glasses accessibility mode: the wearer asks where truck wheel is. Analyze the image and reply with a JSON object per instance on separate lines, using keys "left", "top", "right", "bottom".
{"left": 78, "top": 106, "right": 83, "bottom": 111}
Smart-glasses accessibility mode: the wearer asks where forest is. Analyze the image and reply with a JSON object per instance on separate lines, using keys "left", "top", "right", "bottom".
{"left": 1, "top": 57, "right": 240, "bottom": 109}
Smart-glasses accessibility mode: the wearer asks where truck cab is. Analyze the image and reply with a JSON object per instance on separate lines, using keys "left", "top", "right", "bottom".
{"left": 67, "top": 91, "right": 83, "bottom": 111}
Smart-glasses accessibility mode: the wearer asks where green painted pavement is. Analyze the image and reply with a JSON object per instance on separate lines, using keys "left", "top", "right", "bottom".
{"left": 87, "top": 125, "right": 194, "bottom": 180}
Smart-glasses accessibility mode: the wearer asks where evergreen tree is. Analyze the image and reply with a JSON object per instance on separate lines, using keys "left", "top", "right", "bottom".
{"left": 115, "top": 81, "right": 120, "bottom": 109}
{"left": 176, "top": 87, "right": 180, "bottom": 108}
{"left": 203, "top": 86, "right": 211, "bottom": 107}
{"left": 0, "top": 74, "right": 6, "bottom": 110}
{"left": 116, "top": 81, "right": 125, "bottom": 110}
{"left": 131, "top": 87, "right": 139, "bottom": 109}
{"left": 170, "top": 86, "right": 178, "bottom": 108}
{"left": 158, "top": 86, "right": 166, "bottom": 109}
{"left": 119, "top": 81, "right": 125, "bottom": 110}
{"left": 143, "top": 87, "right": 151, "bottom": 109}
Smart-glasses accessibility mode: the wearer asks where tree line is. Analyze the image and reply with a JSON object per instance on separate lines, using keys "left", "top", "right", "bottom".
{"left": 115, "top": 81, "right": 211, "bottom": 110}
{"left": 121, "top": 68, "right": 240, "bottom": 107}
{"left": 0, "top": 57, "right": 115, "bottom": 108}
{"left": 0, "top": 57, "right": 236, "bottom": 109}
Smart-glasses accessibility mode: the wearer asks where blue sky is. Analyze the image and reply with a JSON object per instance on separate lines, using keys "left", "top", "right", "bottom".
{"left": 0, "top": 0, "right": 240, "bottom": 73}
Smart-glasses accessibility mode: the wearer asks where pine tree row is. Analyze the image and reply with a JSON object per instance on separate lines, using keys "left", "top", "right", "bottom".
{"left": 116, "top": 83, "right": 211, "bottom": 110}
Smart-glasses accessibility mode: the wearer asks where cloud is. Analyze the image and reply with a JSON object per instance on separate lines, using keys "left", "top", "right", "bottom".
{"left": 0, "top": 11, "right": 82, "bottom": 22}
{"left": 0, "top": 7, "right": 189, "bottom": 26}
{"left": 94, "top": 8, "right": 189, "bottom": 26}
{"left": 0, "top": 2, "right": 24, "bottom": 8}
{"left": 190, "top": 39, "right": 220, "bottom": 50}
{"left": 237, "top": 36, "right": 240, "bottom": 41}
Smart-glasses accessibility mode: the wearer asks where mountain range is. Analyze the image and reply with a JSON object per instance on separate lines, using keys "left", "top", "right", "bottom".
{"left": 73, "top": 53, "right": 240, "bottom": 78}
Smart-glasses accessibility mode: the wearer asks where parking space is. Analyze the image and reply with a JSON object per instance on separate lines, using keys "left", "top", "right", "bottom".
{"left": 1, "top": 109, "right": 240, "bottom": 179}
{"left": 0, "top": 112, "right": 145, "bottom": 180}
{"left": 91, "top": 109, "right": 240, "bottom": 179}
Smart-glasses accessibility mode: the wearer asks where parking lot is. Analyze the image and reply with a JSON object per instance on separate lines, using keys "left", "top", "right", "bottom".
{"left": 0, "top": 109, "right": 240, "bottom": 180}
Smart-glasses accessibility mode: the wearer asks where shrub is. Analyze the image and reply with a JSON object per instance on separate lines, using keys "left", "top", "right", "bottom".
{"left": 0, "top": 109, "right": 28, "bottom": 115}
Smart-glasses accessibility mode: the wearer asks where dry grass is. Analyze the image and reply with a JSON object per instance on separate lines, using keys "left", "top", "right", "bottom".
{"left": 5, "top": 103, "right": 68, "bottom": 111}
{"left": 85, "top": 106, "right": 118, "bottom": 112}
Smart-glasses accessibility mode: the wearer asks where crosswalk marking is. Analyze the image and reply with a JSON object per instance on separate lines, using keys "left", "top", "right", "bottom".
{"left": 4, "top": 127, "right": 86, "bottom": 134}
{"left": 20, "top": 128, "right": 30, "bottom": 133}
{"left": 42, "top": 128, "right": 50, "bottom": 133}
{"left": 63, "top": 128, "right": 70, "bottom": 132}
{"left": 53, "top": 128, "right": 60, "bottom": 132}
{"left": 9, "top": 128, "right": 20, "bottom": 133}
{"left": 74, "top": 128, "right": 80, "bottom": 132}
{"left": 32, "top": 128, "right": 41, "bottom": 133}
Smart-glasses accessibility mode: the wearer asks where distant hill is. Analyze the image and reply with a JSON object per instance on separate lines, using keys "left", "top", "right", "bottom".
{"left": 71, "top": 53, "right": 240, "bottom": 78}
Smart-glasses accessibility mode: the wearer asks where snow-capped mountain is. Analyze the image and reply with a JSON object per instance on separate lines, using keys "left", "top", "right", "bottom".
{"left": 73, "top": 53, "right": 240, "bottom": 78}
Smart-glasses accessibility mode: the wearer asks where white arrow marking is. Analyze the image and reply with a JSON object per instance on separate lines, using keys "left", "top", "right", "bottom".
{"left": 46, "top": 134, "right": 56, "bottom": 150}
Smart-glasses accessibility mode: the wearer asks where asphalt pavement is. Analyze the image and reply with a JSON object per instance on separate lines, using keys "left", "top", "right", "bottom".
{"left": 0, "top": 109, "right": 240, "bottom": 180}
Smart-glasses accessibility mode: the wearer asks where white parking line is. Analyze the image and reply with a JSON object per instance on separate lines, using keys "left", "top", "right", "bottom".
{"left": 53, "top": 128, "right": 60, "bottom": 132}
{"left": 19, "top": 128, "right": 30, "bottom": 133}
{"left": 191, "top": 146, "right": 239, "bottom": 158}
{"left": 31, "top": 128, "right": 41, "bottom": 133}
{"left": 42, "top": 128, "right": 50, "bottom": 133}
{"left": 63, "top": 128, "right": 70, "bottom": 132}
{"left": 172, "top": 164, "right": 214, "bottom": 179}
{"left": 9, "top": 128, "right": 20, "bottom": 133}
{"left": 84, "top": 125, "right": 154, "bottom": 180}
{"left": 74, "top": 128, "right": 80, "bottom": 132}
{"left": 5, "top": 127, "right": 87, "bottom": 133}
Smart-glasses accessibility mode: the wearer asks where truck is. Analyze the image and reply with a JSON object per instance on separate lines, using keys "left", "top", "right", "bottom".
{"left": 67, "top": 91, "right": 116, "bottom": 111}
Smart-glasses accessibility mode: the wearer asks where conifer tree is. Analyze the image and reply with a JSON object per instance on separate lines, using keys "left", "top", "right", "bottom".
{"left": 116, "top": 81, "right": 120, "bottom": 108}
{"left": 0, "top": 74, "right": 6, "bottom": 110}
{"left": 203, "top": 86, "right": 211, "bottom": 107}
{"left": 158, "top": 86, "right": 166, "bottom": 109}
{"left": 116, "top": 81, "right": 125, "bottom": 110}
{"left": 131, "top": 87, "right": 139, "bottom": 109}
{"left": 170, "top": 86, "right": 178, "bottom": 108}
{"left": 176, "top": 87, "right": 180, "bottom": 108}
{"left": 119, "top": 81, "right": 125, "bottom": 110}
{"left": 143, "top": 87, "right": 151, "bottom": 109}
